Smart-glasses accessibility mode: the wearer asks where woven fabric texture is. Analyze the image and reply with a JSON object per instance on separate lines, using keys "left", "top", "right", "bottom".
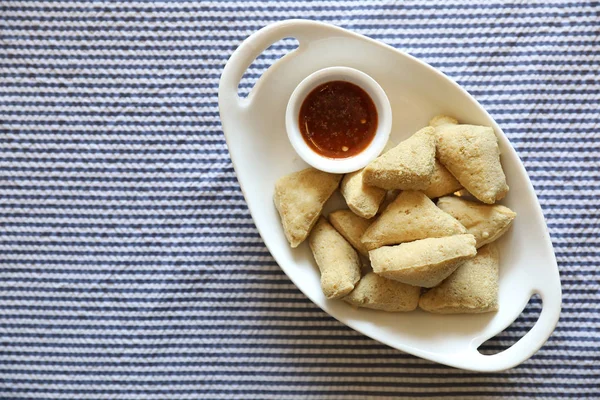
{"left": 1, "top": 1, "right": 598, "bottom": 399}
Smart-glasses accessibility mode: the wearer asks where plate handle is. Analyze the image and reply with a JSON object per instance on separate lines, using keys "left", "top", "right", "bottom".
{"left": 465, "top": 283, "right": 561, "bottom": 372}
{"left": 218, "top": 19, "right": 338, "bottom": 113}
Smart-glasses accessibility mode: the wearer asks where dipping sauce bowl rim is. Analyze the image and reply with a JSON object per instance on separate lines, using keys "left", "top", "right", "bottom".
{"left": 285, "top": 66, "right": 392, "bottom": 174}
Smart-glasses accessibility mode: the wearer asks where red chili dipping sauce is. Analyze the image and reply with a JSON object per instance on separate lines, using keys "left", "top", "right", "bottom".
{"left": 299, "top": 81, "right": 378, "bottom": 158}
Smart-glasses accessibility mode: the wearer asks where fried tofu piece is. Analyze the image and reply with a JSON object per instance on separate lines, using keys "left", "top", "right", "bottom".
{"left": 437, "top": 196, "right": 516, "bottom": 248}
{"left": 370, "top": 234, "right": 477, "bottom": 288}
{"left": 436, "top": 124, "right": 509, "bottom": 204}
{"left": 309, "top": 217, "right": 361, "bottom": 299}
{"left": 429, "top": 114, "right": 458, "bottom": 127}
{"left": 340, "top": 169, "right": 386, "bottom": 219}
{"left": 328, "top": 210, "right": 372, "bottom": 257}
{"left": 361, "top": 191, "right": 466, "bottom": 251}
{"left": 274, "top": 168, "right": 342, "bottom": 248}
{"left": 339, "top": 140, "right": 396, "bottom": 219}
{"left": 344, "top": 272, "right": 420, "bottom": 312}
{"left": 422, "top": 160, "right": 463, "bottom": 199}
{"left": 419, "top": 244, "right": 499, "bottom": 313}
{"left": 363, "top": 127, "right": 436, "bottom": 190}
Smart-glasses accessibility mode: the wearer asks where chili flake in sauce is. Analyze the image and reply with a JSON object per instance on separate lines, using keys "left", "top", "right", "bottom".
{"left": 299, "top": 81, "right": 378, "bottom": 159}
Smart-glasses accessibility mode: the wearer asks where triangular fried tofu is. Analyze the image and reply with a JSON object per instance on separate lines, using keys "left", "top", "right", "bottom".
{"left": 437, "top": 196, "right": 516, "bottom": 248}
{"left": 419, "top": 244, "right": 499, "bottom": 313}
{"left": 361, "top": 191, "right": 466, "bottom": 251}
{"left": 344, "top": 272, "right": 420, "bottom": 312}
{"left": 436, "top": 124, "right": 509, "bottom": 204}
{"left": 363, "top": 127, "right": 436, "bottom": 190}
{"left": 273, "top": 168, "right": 341, "bottom": 248}
{"left": 370, "top": 234, "right": 477, "bottom": 288}
{"left": 309, "top": 217, "right": 361, "bottom": 299}
{"left": 422, "top": 160, "right": 463, "bottom": 198}
{"left": 328, "top": 210, "right": 372, "bottom": 257}
{"left": 429, "top": 114, "right": 458, "bottom": 127}
{"left": 340, "top": 169, "right": 386, "bottom": 219}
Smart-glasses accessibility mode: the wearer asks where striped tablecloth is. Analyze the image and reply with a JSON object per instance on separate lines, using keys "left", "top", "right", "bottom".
{"left": 1, "top": 1, "right": 598, "bottom": 399}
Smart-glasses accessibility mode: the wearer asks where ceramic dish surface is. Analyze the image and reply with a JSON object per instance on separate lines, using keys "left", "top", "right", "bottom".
{"left": 218, "top": 19, "right": 561, "bottom": 372}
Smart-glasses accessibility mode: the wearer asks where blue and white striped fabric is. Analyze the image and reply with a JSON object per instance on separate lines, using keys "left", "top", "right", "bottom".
{"left": 1, "top": 1, "right": 598, "bottom": 399}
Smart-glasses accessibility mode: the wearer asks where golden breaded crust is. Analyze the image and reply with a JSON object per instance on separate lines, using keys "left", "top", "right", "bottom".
{"left": 361, "top": 191, "right": 466, "bottom": 251}
{"left": 436, "top": 124, "right": 509, "bottom": 204}
{"left": 422, "top": 160, "right": 463, "bottom": 198}
{"left": 363, "top": 127, "right": 436, "bottom": 190}
{"left": 437, "top": 196, "right": 516, "bottom": 248}
{"left": 370, "top": 234, "right": 477, "bottom": 288}
{"left": 328, "top": 210, "right": 373, "bottom": 257}
{"left": 343, "top": 272, "right": 420, "bottom": 312}
{"left": 419, "top": 244, "right": 499, "bottom": 313}
{"left": 309, "top": 217, "right": 361, "bottom": 299}
{"left": 273, "top": 168, "right": 342, "bottom": 248}
{"left": 340, "top": 169, "right": 386, "bottom": 219}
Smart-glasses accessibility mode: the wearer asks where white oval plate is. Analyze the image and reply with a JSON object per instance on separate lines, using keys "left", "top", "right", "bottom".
{"left": 218, "top": 20, "right": 561, "bottom": 372}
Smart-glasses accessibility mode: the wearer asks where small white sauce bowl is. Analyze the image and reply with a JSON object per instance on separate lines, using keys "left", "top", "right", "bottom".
{"left": 285, "top": 66, "right": 392, "bottom": 174}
